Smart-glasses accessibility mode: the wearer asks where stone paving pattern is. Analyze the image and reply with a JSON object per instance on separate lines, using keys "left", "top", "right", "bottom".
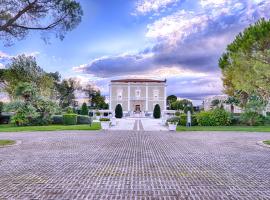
{"left": 0, "top": 130, "right": 270, "bottom": 199}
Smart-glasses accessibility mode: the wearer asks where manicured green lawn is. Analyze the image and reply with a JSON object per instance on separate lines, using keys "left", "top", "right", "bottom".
{"left": 0, "top": 140, "right": 16, "bottom": 146}
{"left": 177, "top": 126, "right": 270, "bottom": 132}
{"left": 263, "top": 140, "right": 270, "bottom": 145}
{"left": 0, "top": 123, "right": 101, "bottom": 132}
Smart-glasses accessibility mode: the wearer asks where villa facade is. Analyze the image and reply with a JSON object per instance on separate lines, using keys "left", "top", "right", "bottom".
{"left": 109, "top": 79, "right": 167, "bottom": 115}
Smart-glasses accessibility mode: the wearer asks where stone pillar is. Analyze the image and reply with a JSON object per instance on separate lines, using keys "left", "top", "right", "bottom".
{"left": 146, "top": 83, "right": 149, "bottom": 112}
{"left": 109, "top": 83, "right": 112, "bottom": 110}
{"left": 164, "top": 83, "right": 167, "bottom": 111}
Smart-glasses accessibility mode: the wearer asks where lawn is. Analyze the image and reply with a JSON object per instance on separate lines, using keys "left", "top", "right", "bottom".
{"left": 177, "top": 126, "right": 270, "bottom": 132}
{"left": 0, "top": 140, "right": 16, "bottom": 146}
{"left": 0, "top": 122, "right": 101, "bottom": 132}
{"left": 263, "top": 140, "right": 270, "bottom": 145}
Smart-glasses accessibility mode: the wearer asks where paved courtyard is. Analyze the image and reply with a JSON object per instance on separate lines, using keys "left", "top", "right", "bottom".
{"left": 0, "top": 130, "right": 270, "bottom": 199}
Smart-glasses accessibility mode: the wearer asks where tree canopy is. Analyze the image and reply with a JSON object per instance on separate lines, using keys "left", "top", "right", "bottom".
{"left": 219, "top": 18, "right": 270, "bottom": 104}
{"left": 0, "top": 0, "right": 83, "bottom": 45}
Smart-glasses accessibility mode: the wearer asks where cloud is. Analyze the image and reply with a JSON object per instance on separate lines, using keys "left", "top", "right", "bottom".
{"left": 74, "top": 0, "right": 270, "bottom": 102}
{"left": 0, "top": 63, "right": 4, "bottom": 69}
{"left": 135, "top": 0, "right": 179, "bottom": 15}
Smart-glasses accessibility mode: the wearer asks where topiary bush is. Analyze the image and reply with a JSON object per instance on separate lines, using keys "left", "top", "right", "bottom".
{"left": 153, "top": 104, "right": 161, "bottom": 119}
{"left": 81, "top": 102, "right": 89, "bottom": 115}
{"left": 77, "top": 115, "right": 91, "bottom": 124}
{"left": 63, "top": 114, "right": 77, "bottom": 125}
{"left": 115, "top": 104, "right": 123, "bottom": 118}
{"left": 196, "top": 109, "right": 231, "bottom": 126}
{"left": 51, "top": 115, "right": 63, "bottom": 124}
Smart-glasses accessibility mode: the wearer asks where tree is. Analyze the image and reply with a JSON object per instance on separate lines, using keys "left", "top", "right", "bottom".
{"left": 0, "top": 0, "right": 83, "bottom": 45}
{"left": 219, "top": 19, "right": 270, "bottom": 103}
{"left": 2, "top": 55, "right": 55, "bottom": 98}
{"left": 211, "top": 99, "right": 222, "bottom": 109}
{"left": 81, "top": 102, "right": 88, "bottom": 115}
{"left": 153, "top": 104, "right": 161, "bottom": 119}
{"left": 225, "top": 96, "right": 240, "bottom": 113}
{"left": 115, "top": 104, "right": 123, "bottom": 118}
{"left": 171, "top": 99, "right": 193, "bottom": 113}
{"left": 56, "top": 78, "right": 80, "bottom": 108}
{"left": 167, "top": 95, "right": 177, "bottom": 109}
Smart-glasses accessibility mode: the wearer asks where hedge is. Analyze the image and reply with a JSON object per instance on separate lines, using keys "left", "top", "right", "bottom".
{"left": 63, "top": 114, "right": 77, "bottom": 125}
{"left": 51, "top": 115, "right": 63, "bottom": 125}
{"left": 77, "top": 115, "right": 91, "bottom": 124}
{"left": 196, "top": 109, "right": 231, "bottom": 126}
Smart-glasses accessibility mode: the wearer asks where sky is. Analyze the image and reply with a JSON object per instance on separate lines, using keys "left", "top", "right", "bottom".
{"left": 1, "top": 0, "right": 270, "bottom": 105}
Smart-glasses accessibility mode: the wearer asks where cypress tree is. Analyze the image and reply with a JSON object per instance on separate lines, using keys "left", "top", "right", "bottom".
{"left": 153, "top": 104, "right": 161, "bottom": 119}
{"left": 81, "top": 102, "right": 89, "bottom": 115}
{"left": 115, "top": 104, "right": 123, "bottom": 118}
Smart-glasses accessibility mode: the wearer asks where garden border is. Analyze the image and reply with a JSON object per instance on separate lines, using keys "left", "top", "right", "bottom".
{"left": 257, "top": 141, "right": 270, "bottom": 149}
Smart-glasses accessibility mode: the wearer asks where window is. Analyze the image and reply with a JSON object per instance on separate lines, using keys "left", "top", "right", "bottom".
{"left": 135, "top": 89, "right": 141, "bottom": 98}
{"left": 117, "top": 89, "right": 123, "bottom": 100}
{"left": 153, "top": 89, "right": 159, "bottom": 100}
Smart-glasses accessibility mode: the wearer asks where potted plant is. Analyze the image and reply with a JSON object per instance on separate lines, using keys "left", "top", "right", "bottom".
{"left": 167, "top": 117, "right": 179, "bottom": 131}
{"left": 95, "top": 111, "right": 101, "bottom": 120}
{"left": 100, "top": 118, "right": 110, "bottom": 130}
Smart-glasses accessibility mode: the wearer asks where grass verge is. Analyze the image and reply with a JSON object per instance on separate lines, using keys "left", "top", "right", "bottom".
{"left": 0, "top": 123, "right": 101, "bottom": 132}
{"left": 0, "top": 140, "right": 16, "bottom": 146}
{"left": 177, "top": 126, "right": 270, "bottom": 132}
{"left": 263, "top": 140, "right": 270, "bottom": 145}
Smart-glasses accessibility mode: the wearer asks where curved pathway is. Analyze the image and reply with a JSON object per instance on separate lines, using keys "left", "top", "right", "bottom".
{"left": 0, "top": 130, "right": 270, "bottom": 199}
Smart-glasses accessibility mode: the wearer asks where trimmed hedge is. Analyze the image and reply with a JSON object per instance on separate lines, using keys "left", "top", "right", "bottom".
{"left": 115, "top": 104, "right": 123, "bottom": 118}
{"left": 63, "top": 114, "right": 77, "bottom": 125}
{"left": 77, "top": 115, "right": 91, "bottom": 124}
{"left": 51, "top": 115, "right": 63, "bottom": 125}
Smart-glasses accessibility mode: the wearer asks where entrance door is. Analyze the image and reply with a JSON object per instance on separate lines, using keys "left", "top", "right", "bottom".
{"left": 135, "top": 105, "right": 141, "bottom": 113}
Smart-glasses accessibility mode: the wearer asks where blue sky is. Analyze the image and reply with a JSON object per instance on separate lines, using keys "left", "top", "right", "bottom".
{"left": 1, "top": 0, "right": 270, "bottom": 105}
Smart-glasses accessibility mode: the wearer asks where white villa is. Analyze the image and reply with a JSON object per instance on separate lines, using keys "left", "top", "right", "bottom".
{"left": 109, "top": 79, "right": 167, "bottom": 116}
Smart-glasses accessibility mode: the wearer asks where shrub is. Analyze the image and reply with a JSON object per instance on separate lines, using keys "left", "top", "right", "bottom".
{"left": 65, "top": 107, "right": 74, "bottom": 114}
{"left": 230, "top": 115, "right": 241, "bottom": 125}
{"left": 153, "top": 104, "right": 161, "bottom": 119}
{"left": 167, "top": 117, "right": 180, "bottom": 125}
{"left": 0, "top": 114, "right": 11, "bottom": 124}
{"left": 175, "top": 111, "right": 181, "bottom": 117}
{"left": 240, "top": 111, "right": 264, "bottom": 126}
{"left": 179, "top": 114, "right": 198, "bottom": 126}
{"left": 100, "top": 118, "right": 110, "bottom": 122}
{"left": 0, "top": 102, "right": 3, "bottom": 114}
{"left": 77, "top": 115, "right": 91, "bottom": 124}
{"left": 63, "top": 114, "right": 77, "bottom": 125}
{"left": 51, "top": 115, "right": 63, "bottom": 124}
{"left": 196, "top": 109, "right": 231, "bottom": 126}
{"left": 115, "top": 104, "right": 123, "bottom": 118}
{"left": 81, "top": 103, "right": 89, "bottom": 115}
{"left": 96, "top": 111, "right": 101, "bottom": 116}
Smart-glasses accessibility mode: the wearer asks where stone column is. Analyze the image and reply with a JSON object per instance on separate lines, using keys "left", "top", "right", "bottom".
{"left": 128, "top": 83, "right": 131, "bottom": 112}
{"left": 109, "top": 83, "right": 112, "bottom": 110}
{"left": 164, "top": 83, "right": 167, "bottom": 111}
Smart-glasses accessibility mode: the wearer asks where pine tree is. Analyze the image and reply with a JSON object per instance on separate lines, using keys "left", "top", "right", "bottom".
{"left": 115, "top": 104, "right": 123, "bottom": 118}
{"left": 153, "top": 104, "right": 161, "bottom": 119}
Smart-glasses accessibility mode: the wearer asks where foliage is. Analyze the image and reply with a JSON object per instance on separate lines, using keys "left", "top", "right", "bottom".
{"left": 211, "top": 99, "right": 222, "bottom": 109}
{"left": 100, "top": 118, "right": 110, "bottom": 122}
{"left": 167, "top": 95, "right": 177, "bottom": 108}
{"left": 219, "top": 19, "right": 270, "bottom": 102}
{"left": 0, "top": 114, "right": 11, "bottom": 124}
{"left": 63, "top": 114, "right": 77, "bottom": 125}
{"left": 263, "top": 141, "right": 270, "bottom": 145}
{"left": 65, "top": 107, "right": 74, "bottom": 114}
{"left": 240, "top": 112, "right": 264, "bottom": 126}
{"left": 225, "top": 96, "right": 240, "bottom": 113}
{"left": 0, "top": 102, "right": 3, "bottom": 114}
{"left": 77, "top": 115, "right": 91, "bottom": 124}
{"left": 2, "top": 55, "right": 56, "bottom": 98}
{"left": 5, "top": 83, "right": 59, "bottom": 126}
{"left": 81, "top": 102, "right": 89, "bottom": 115}
{"left": 95, "top": 111, "right": 101, "bottom": 116}
{"left": 51, "top": 115, "right": 63, "bottom": 125}
{"left": 0, "top": 140, "right": 16, "bottom": 146}
{"left": 56, "top": 78, "right": 80, "bottom": 108}
{"left": 153, "top": 104, "right": 161, "bottom": 119}
{"left": 196, "top": 109, "right": 231, "bottom": 126}
{"left": 167, "top": 117, "right": 180, "bottom": 125}
{"left": 175, "top": 111, "right": 181, "bottom": 116}
{"left": 115, "top": 104, "right": 123, "bottom": 118}
{"left": 179, "top": 114, "right": 198, "bottom": 126}
{"left": 171, "top": 99, "right": 193, "bottom": 113}
{"left": 0, "top": 0, "right": 83, "bottom": 45}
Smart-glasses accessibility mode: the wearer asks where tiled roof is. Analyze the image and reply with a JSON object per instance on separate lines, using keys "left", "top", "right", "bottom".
{"left": 111, "top": 79, "right": 166, "bottom": 83}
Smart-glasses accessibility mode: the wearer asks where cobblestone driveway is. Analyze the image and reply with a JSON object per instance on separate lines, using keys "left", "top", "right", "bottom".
{"left": 0, "top": 131, "right": 270, "bottom": 199}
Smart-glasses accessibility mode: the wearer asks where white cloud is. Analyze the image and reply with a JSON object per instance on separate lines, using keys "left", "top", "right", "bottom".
{"left": 0, "top": 63, "right": 4, "bottom": 69}
{"left": 135, "top": 0, "right": 178, "bottom": 15}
